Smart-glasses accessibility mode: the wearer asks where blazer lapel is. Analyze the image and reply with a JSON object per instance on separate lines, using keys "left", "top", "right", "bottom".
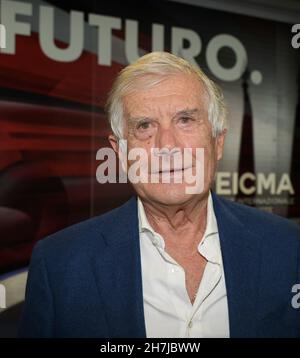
{"left": 212, "top": 192, "right": 262, "bottom": 337}
{"left": 90, "top": 196, "right": 146, "bottom": 338}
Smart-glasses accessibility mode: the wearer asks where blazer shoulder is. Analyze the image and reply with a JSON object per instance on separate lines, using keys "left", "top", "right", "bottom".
{"left": 33, "top": 196, "right": 137, "bottom": 261}
{"left": 216, "top": 195, "right": 300, "bottom": 245}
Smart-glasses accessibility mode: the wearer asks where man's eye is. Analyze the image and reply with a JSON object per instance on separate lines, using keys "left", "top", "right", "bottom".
{"left": 179, "top": 117, "right": 194, "bottom": 124}
{"left": 137, "top": 121, "right": 151, "bottom": 130}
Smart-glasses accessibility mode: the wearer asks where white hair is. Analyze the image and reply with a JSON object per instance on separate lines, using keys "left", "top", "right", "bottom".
{"left": 105, "top": 51, "right": 228, "bottom": 139}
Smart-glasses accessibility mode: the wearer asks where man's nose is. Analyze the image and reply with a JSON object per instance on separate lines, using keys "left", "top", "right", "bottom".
{"left": 155, "top": 126, "right": 178, "bottom": 150}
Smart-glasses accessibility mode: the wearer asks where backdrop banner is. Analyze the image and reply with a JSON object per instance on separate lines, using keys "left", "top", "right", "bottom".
{"left": 0, "top": 0, "right": 299, "bottom": 273}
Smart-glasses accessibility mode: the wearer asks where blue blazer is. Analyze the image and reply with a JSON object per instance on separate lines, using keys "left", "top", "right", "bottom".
{"left": 19, "top": 193, "right": 300, "bottom": 337}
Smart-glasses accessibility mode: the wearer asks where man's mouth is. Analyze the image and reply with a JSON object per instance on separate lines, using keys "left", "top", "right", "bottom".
{"left": 154, "top": 166, "right": 193, "bottom": 174}
{"left": 159, "top": 168, "right": 182, "bottom": 174}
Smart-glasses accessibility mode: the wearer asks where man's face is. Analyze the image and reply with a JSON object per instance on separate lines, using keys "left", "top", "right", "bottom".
{"left": 112, "top": 73, "right": 226, "bottom": 206}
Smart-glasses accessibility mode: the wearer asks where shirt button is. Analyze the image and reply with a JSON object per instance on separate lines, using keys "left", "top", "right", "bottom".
{"left": 152, "top": 238, "right": 159, "bottom": 246}
{"left": 188, "top": 320, "right": 193, "bottom": 329}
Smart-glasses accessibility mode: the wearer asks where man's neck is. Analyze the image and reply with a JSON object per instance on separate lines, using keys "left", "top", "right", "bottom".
{"left": 140, "top": 193, "right": 209, "bottom": 247}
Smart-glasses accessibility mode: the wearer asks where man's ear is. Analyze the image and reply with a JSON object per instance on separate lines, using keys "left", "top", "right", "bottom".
{"left": 108, "top": 134, "right": 119, "bottom": 154}
{"left": 216, "top": 129, "right": 227, "bottom": 161}
{"left": 108, "top": 134, "right": 127, "bottom": 173}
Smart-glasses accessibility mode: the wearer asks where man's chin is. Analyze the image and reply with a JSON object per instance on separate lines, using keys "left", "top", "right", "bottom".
{"left": 140, "top": 183, "right": 198, "bottom": 206}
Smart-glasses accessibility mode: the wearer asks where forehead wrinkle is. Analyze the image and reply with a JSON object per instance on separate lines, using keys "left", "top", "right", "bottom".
{"left": 123, "top": 76, "right": 209, "bottom": 127}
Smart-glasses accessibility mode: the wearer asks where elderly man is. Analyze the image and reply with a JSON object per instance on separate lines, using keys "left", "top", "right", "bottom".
{"left": 19, "top": 52, "right": 300, "bottom": 338}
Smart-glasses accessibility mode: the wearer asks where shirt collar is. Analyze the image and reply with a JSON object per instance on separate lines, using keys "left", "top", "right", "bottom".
{"left": 203, "top": 191, "right": 219, "bottom": 238}
{"left": 138, "top": 197, "right": 155, "bottom": 235}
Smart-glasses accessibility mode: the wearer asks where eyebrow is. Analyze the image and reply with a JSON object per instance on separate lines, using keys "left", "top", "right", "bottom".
{"left": 172, "top": 108, "right": 200, "bottom": 119}
{"left": 128, "top": 116, "right": 151, "bottom": 124}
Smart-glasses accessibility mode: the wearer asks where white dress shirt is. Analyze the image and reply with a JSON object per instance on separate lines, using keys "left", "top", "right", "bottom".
{"left": 138, "top": 192, "right": 230, "bottom": 338}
